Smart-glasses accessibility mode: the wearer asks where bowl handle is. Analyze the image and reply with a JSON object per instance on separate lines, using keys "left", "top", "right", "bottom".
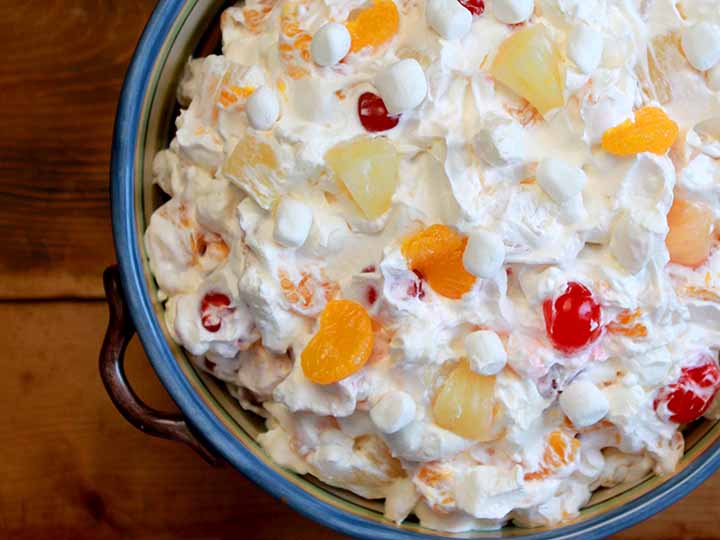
{"left": 100, "top": 265, "right": 223, "bottom": 466}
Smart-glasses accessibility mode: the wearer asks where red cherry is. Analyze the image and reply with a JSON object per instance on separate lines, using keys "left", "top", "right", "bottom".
{"left": 200, "top": 292, "right": 233, "bottom": 333}
{"left": 362, "top": 265, "right": 377, "bottom": 273}
{"left": 407, "top": 270, "right": 426, "bottom": 299}
{"left": 367, "top": 286, "right": 378, "bottom": 305}
{"left": 458, "top": 0, "right": 485, "bottom": 15}
{"left": 543, "top": 282, "right": 602, "bottom": 354}
{"left": 654, "top": 359, "right": 720, "bottom": 424}
{"left": 358, "top": 92, "right": 400, "bottom": 132}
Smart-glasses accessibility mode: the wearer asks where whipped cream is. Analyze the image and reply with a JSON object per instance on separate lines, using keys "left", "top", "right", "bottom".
{"left": 145, "top": 0, "right": 720, "bottom": 532}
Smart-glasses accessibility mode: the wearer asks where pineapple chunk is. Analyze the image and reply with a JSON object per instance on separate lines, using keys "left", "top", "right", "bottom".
{"left": 646, "top": 32, "right": 685, "bottom": 104}
{"left": 666, "top": 198, "right": 715, "bottom": 268}
{"left": 491, "top": 25, "right": 565, "bottom": 116}
{"left": 325, "top": 136, "right": 400, "bottom": 220}
{"left": 432, "top": 360, "right": 502, "bottom": 442}
{"left": 224, "top": 135, "right": 281, "bottom": 210}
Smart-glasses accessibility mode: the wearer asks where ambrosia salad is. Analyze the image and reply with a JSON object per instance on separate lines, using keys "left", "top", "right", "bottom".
{"left": 145, "top": 0, "right": 720, "bottom": 531}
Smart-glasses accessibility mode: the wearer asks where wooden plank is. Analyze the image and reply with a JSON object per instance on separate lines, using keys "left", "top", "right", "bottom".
{"left": 0, "top": 302, "right": 337, "bottom": 539}
{"left": 0, "top": 2, "right": 157, "bottom": 299}
{"left": 0, "top": 300, "right": 718, "bottom": 539}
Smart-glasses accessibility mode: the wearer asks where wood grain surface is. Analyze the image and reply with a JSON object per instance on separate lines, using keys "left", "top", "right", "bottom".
{"left": 0, "top": 1, "right": 717, "bottom": 539}
{"left": 0, "top": 1, "right": 159, "bottom": 300}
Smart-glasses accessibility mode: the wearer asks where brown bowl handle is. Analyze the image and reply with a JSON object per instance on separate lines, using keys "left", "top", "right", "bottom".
{"left": 100, "top": 265, "right": 223, "bottom": 466}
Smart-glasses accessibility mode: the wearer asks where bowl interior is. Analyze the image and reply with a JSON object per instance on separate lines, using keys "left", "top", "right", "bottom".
{"left": 119, "top": 1, "right": 720, "bottom": 538}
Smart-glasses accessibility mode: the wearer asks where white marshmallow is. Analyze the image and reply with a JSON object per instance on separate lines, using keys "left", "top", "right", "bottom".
{"left": 493, "top": 0, "right": 534, "bottom": 24}
{"left": 274, "top": 199, "right": 313, "bottom": 248}
{"left": 370, "top": 391, "right": 417, "bottom": 434}
{"left": 374, "top": 59, "right": 428, "bottom": 114}
{"left": 708, "top": 64, "right": 720, "bottom": 91}
{"left": 559, "top": 380, "right": 609, "bottom": 428}
{"left": 682, "top": 22, "right": 720, "bottom": 72}
{"left": 246, "top": 86, "right": 280, "bottom": 130}
{"left": 536, "top": 158, "right": 587, "bottom": 203}
{"left": 465, "top": 331, "right": 507, "bottom": 376}
{"left": 463, "top": 231, "right": 506, "bottom": 279}
{"left": 473, "top": 115, "right": 526, "bottom": 166}
{"left": 426, "top": 0, "right": 472, "bottom": 40}
{"left": 567, "top": 24, "right": 604, "bottom": 74}
{"left": 609, "top": 213, "right": 651, "bottom": 274}
{"left": 311, "top": 23, "right": 351, "bottom": 67}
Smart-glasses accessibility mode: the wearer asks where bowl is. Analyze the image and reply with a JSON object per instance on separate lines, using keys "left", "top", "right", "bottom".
{"left": 106, "top": 1, "right": 720, "bottom": 538}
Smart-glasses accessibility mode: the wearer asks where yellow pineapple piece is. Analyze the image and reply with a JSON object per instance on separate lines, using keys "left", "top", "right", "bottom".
{"left": 666, "top": 198, "right": 715, "bottom": 268}
{"left": 224, "top": 135, "right": 281, "bottom": 210}
{"left": 491, "top": 25, "right": 565, "bottom": 116}
{"left": 432, "top": 360, "right": 502, "bottom": 442}
{"left": 645, "top": 32, "right": 685, "bottom": 104}
{"left": 324, "top": 136, "right": 400, "bottom": 220}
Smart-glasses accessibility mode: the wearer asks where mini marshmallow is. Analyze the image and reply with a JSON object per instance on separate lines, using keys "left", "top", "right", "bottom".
{"left": 463, "top": 231, "right": 506, "bottom": 279}
{"left": 246, "top": 86, "right": 280, "bottom": 130}
{"left": 567, "top": 24, "right": 604, "bottom": 74}
{"left": 473, "top": 115, "right": 526, "bottom": 166}
{"left": 493, "top": 0, "right": 534, "bottom": 24}
{"left": 370, "top": 391, "right": 417, "bottom": 434}
{"left": 708, "top": 64, "right": 720, "bottom": 91}
{"left": 609, "top": 213, "right": 651, "bottom": 274}
{"left": 536, "top": 158, "right": 587, "bottom": 203}
{"left": 682, "top": 22, "right": 720, "bottom": 72}
{"left": 426, "top": 0, "right": 472, "bottom": 40}
{"left": 374, "top": 59, "right": 428, "bottom": 114}
{"left": 559, "top": 380, "right": 609, "bottom": 428}
{"left": 465, "top": 331, "right": 507, "bottom": 376}
{"left": 274, "top": 199, "right": 313, "bottom": 248}
{"left": 311, "top": 23, "right": 351, "bottom": 67}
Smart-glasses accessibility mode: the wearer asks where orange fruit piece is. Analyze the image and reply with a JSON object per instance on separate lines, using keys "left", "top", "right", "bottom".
{"left": 401, "top": 225, "right": 476, "bottom": 299}
{"left": 524, "top": 430, "right": 580, "bottom": 481}
{"left": 278, "top": 270, "right": 339, "bottom": 315}
{"left": 607, "top": 309, "right": 648, "bottom": 338}
{"left": 414, "top": 463, "right": 456, "bottom": 511}
{"left": 601, "top": 106, "right": 679, "bottom": 156}
{"left": 666, "top": 198, "right": 715, "bottom": 268}
{"left": 346, "top": 0, "right": 399, "bottom": 54}
{"left": 301, "top": 300, "right": 374, "bottom": 385}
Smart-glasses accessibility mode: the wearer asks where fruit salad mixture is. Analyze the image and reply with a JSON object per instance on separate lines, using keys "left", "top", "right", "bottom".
{"left": 145, "top": 0, "right": 720, "bottom": 531}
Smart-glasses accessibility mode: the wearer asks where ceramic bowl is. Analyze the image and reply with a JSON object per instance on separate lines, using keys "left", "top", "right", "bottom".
{"left": 107, "top": 1, "right": 720, "bottom": 538}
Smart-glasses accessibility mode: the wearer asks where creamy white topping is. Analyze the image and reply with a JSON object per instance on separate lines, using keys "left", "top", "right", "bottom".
{"left": 145, "top": 0, "right": 720, "bottom": 531}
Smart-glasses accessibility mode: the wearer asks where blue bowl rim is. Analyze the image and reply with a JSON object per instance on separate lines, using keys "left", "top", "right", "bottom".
{"left": 110, "top": 1, "right": 720, "bottom": 538}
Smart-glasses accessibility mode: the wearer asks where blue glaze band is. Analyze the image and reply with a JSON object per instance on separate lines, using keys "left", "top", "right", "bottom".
{"left": 110, "top": 2, "right": 720, "bottom": 538}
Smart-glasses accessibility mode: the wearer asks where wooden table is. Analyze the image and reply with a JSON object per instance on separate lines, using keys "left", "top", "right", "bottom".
{"left": 0, "top": 2, "right": 715, "bottom": 538}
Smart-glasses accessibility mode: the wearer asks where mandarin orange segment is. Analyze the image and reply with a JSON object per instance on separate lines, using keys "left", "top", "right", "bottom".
{"left": 346, "top": 0, "right": 400, "bottom": 53}
{"left": 218, "top": 85, "right": 255, "bottom": 108}
{"left": 301, "top": 300, "right": 374, "bottom": 385}
{"left": 414, "top": 463, "right": 456, "bottom": 511}
{"left": 524, "top": 430, "right": 580, "bottom": 481}
{"left": 601, "top": 107, "right": 679, "bottom": 156}
{"left": 279, "top": 2, "right": 312, "bottom": 79}
{"left": 666, "top": 198, "right": 715, "bottom": 267}
{"left": 278, "top": 269, "right": 339, "bottom": 314}
{"left": 432, "top": 360, "right": 501, "bottom": 442}
{"left": 490, "top": 25, "right": 565, "bottom": 116}
{"left": 607, "top": 309, "right": 648, "bottom": 338}
{"left": 401, "top": 225, "right": 476, "bottom": 299}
